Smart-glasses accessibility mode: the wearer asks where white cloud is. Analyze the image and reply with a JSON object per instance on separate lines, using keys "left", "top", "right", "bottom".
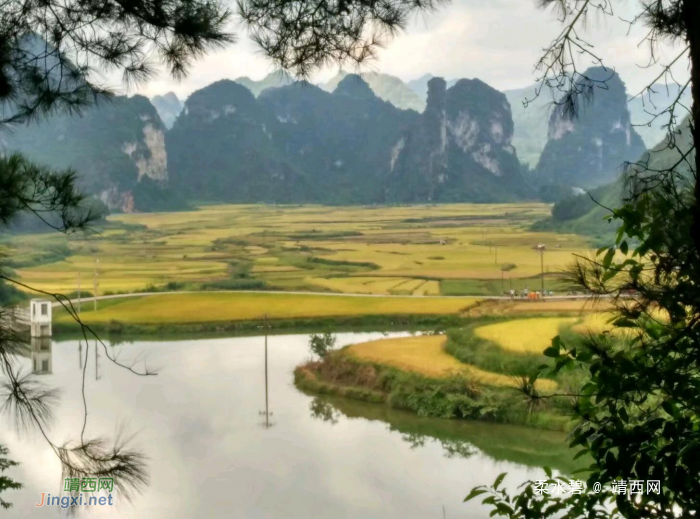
{"left": 115, "top": 0, "right": 689, "bottom": 100}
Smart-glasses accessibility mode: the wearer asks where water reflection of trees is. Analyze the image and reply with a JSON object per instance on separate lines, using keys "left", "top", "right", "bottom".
{"left": 397, "top": 430, "right": 477, "bottom": 459}
{"left": 308, "top": 397, "right": 476, "bottom": 460}
{"left": 309, "top": 398, "right": 340, "bottom": 425}
{"left": 307, "top": 396, "right": 584, "bottom": 474}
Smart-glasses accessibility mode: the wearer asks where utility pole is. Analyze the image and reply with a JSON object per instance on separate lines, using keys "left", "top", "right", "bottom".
{"left": 93, "top": 258, "right": 99, "bottom": 311}
{"left": 541, "top": 249, "right": 545, "bottom": 295}
{"left": 264, "top": 314, "right": 269, "bottom": 428}
{"left": 259, "top": 314, "right": 273, "bottom": 428}
{"left": 95, "top": 340, "right": 100, "bottom": 381}
{"left": 534, "top": 244, "right": 546, "bottom": 296}
{"left": 77, "top": 272, "right": 81, "bottom": 314}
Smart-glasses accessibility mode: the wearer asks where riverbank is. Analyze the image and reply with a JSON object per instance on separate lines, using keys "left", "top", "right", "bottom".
{"left": 51, "top": 290, "right": 604, "bottom": 335}
{"left": 295, "top": 343, "right": 576, "bottom": 431}
{"left": 54, "top": 312, "right": 474, "bottom": 336}
{"left": 52, "top": 291, "right": 481, "bottom": 334}
{"left": 294, "top": 318, "right": 591, "bottom": 432}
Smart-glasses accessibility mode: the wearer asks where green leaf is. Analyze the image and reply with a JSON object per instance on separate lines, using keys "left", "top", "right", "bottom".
{"left": 543, "top": 346, "right": 560, "bottom": 358}
{"left": 493, "top": 472, "right": 507, "bottom": 490}
{"left": 573, "top": 449, "right": 590, "bottom": 460}
{"left": 661, "top": 400, "right": 678, "bottom": 418}
{"left": 602, "top": 247, "right": 615, "bottom": 269}
{"left": 544, "top": 466, "right": 552, "bottom": 478}
{"left": 464, "top": 489, "right": 487, "bottom": 502}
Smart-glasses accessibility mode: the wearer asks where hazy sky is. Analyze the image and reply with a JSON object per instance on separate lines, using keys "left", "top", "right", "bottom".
{"left": 124, "top": 0, "right": 690, "bottom": 100}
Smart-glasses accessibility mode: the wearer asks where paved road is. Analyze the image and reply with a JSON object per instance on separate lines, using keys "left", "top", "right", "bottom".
{"left": 51, "top": 289, "right": 594, "bottom": 308}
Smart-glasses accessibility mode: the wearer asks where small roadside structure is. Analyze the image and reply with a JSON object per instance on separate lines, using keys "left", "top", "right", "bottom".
{"left": 30, "top": 299, "right": 52, "bottom": 338}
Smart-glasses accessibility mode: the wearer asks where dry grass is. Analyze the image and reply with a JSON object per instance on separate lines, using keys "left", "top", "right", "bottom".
{"left": 346, "top": 335, "right": 557, "bottom": 391}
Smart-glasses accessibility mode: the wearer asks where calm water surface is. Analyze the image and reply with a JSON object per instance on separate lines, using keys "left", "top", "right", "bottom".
{"left": 3, "top": 332, "right": 575, "bottom": 518}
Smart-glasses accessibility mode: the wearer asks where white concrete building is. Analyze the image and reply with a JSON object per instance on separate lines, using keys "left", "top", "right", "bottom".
{"left": 30, "top": 299, "right": 52, "bottom": 338}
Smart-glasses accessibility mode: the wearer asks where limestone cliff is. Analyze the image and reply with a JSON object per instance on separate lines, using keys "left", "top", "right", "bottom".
{"left": 0, "top": 95, "right": 182, "bottom": 212}
{"left": 534, "top": 67, "right": 646, "bottom": 189}
{"left": 386, "top": 77, "right": 531, "bottom": 202}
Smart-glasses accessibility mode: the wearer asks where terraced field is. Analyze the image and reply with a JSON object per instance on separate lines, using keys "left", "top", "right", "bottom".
{"left": 6, "top": 203, "right": 595, "bottom": 296}
{"left": 345, "top": 335, "right": 558, "bottom": 391}
{"left": 473, "top": 317, "right": 578, "bottom": 354}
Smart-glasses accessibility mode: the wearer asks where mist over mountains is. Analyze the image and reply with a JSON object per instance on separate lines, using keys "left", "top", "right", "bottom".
{"left": 541, "top": 116, "right": 695, "bottom": 240}
{"left": 1, "top": 65, "right": 675, "bottom": 213}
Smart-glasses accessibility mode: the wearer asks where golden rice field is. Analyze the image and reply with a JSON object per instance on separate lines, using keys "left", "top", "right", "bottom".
{"left": 473, "top": 317, "right": 577, "bottom": 354}
{"left": 4, "top": 203, "right": 598, "bottom": 296}
{"left": 346, "top": 335, "right": 557, "bottom": 391}
{"left": 570, "top": 313, "right": 616, "bottom": 335}
{"left": 508, "top": 299, "right": 611, "bottom": 313}
{"left": 55, "top": 292, "right": 480, "bottom": 325}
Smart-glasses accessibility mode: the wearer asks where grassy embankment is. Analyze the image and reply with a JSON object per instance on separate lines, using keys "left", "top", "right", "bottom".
{"left": 295, "top": 314, "right": 602, "bottom": 430}
{"left": 53, "top": 292, "right": 481, "bottom": 334}
{"left": 295, "top": 314, "right": 600, "bottom": 431}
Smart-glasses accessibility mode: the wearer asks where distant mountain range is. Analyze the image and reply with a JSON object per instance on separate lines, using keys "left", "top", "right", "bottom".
{"left": 0, "top": 96, "right": 186, "bottom": 212}
{"left": 166, "top": 74, "right": 529, "bottom": 204}
{"left": 503, "top": 80, "right": 692, "bottom": 168}
{"left": 234, "top": 71, "right": 294, "bottom": 97}
{"left": 151, "top": 92, "right": 183, "bottom": 129}
{"left": 386, "top": 77, "right": 531, "bottom": 202}
{"left": 320, "top": 71, "right": 425, "bottom": 112}
{"left": 151, "top": 68, "right": 679, "bottom": 170}
{"left": 533, "top": 67, "right": 647, "bottom": 190}
{"left": 541, "top": 116, "right": 695, "bottom": 239}
{"left": 406, "top": 74, "right": 458, "bottom": 101}
{"left": 1, "top": 66, "right": 667, "bottom": 212}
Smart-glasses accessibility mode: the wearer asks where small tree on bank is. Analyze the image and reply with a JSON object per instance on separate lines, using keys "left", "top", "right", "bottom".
{"left": 309, "top": 333, "right": 337, "bottom": 359}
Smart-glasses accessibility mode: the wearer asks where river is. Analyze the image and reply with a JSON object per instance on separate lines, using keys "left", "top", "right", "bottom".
{"left": 2, "top": 332, "right": 577, "bottom": 518}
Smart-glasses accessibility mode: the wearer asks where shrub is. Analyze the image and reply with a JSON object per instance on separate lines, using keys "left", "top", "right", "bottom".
{"left": 309, "top": 332, "right": 337, "bottom": 359}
